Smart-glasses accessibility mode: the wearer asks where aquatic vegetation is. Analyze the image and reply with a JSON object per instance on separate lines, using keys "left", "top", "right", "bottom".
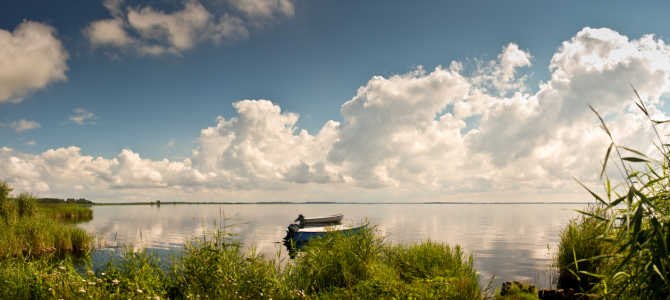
{"left": 551, "top": 204, "right": 610, "bottom": 292}
{"left": 37, "top": 203, "right": 93, "bottom": 218}
{"left": 0, "top": 181, "right": 94, "bottom": 257}
{"left": 564, "top": 89, "right": 670, "bottom": 299}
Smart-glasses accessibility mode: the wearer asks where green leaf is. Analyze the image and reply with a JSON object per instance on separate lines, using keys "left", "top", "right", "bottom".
{"left": 601, "top": 142, "right": 614, "bottom": 179}
{"left": 573, "top": 177, "right": 606, "bottom": 204}
{"left": 622, "top": 157, "right": 653, "bottom": 163}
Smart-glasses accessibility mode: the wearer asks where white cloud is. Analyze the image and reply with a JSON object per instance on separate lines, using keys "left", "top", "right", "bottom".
{"left": 68, "top": 108, "right": 97, "bottom": 125}
{"left": 84, "top": 0, "right": 277, "bottom": 57}
{"left": 85, "top": 18, "right": 133, "bottom": 47}
{"left": 3, "top": 27, "right": 670, "bottom": 203}
{"left": 25, "top": 141, "right": 36, "bottom": 146}
{"left": 0, "top": 20, "right": 68, "bottom": 103}
{"left": 163, "top": 139, "right": 175, "bottom": 148}
{"left": 10, "top": 119, "right": 41, "bottom": 133}
{"left": 227, "top": 0, "right": 295, "bottom": 21}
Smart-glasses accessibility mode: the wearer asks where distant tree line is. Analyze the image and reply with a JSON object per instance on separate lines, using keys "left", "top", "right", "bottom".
{"left": 36, "top": 198, "right": 93, "bottom": 204}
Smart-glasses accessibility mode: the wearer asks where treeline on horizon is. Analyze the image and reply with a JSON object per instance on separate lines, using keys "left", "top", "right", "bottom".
{"left": 36, "top": 197, "right": 94, "bottom": 204}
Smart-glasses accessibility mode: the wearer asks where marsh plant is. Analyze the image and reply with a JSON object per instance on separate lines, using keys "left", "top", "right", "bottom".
{"left": 0, "top": 181, "right": 94, "bottom": 257}
{"left": 561, "top": 88, "right": 670, "bottom": 299}
{"left": 552, "top": 204, "right": 610, "bottom": 291}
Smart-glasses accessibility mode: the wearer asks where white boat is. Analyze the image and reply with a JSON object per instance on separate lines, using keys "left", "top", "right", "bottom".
{"left": 284, "top": 223, "right": 366, "bottom": 242}
{"left": 294, "top": 213, "right": 344, "bottom": 224}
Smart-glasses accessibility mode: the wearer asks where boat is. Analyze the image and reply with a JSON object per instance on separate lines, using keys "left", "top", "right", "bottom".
{"left": 284, "top": 223, "right": 366, "bottom": 242}
{"left": 294, "top": 213, "right": 344, "bottom": 224}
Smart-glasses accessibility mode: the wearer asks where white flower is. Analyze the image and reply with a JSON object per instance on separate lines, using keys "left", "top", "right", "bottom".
{"left": 79, "top": 289, "right": 86, "bottom": 293}
{"left": 137, "top": 289, "right": 143, "bottom": 293}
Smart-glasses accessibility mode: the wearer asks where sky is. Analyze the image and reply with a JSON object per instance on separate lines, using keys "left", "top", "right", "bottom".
{"left": 2, "top": 0, "right": 670, "bottom": 203}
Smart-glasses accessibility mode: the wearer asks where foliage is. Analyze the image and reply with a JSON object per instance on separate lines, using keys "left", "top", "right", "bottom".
{"left": 0, "top": 182, "right": 94, "bottom": 257}
{"left": 572, "top": 89, "right": 670, "bottom": 299}
{"left": 552, "top": 204, "right": 610, "bottom": 291}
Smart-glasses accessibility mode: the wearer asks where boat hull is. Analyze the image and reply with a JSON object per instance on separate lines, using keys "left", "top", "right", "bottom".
{"left": 298, "top": 213, "right": 344, "bottom": 224}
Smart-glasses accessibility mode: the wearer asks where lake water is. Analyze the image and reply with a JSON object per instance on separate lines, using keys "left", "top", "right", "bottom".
{"left": 77, "top": 203, "right": 588, "bottom": 289}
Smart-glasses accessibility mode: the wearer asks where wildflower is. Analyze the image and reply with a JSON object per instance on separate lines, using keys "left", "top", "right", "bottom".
{"left": 82, "top": 280, "right": 87, "bottom": 283}
{"left": 87, "top": 271, "right": 94, "bottom": 276}
{"left": 88, "top": 282, "right": 96, "bottom": 285}
{"left": 79, "top": 289, "right": 86, "bottom": 293}
{"left": 59, "top": 266, "right": 66, "bottom": 270}
{"left": 137, "top": 289, "right": 143, "bottom": 293}
{"left": 101, "top": 273, "right": 106, "bottom": 276}
{"left": 97, "top": 279, "right": 102, "bottom": 283}
{"left": 112, "top": 280, "right": 120, "bottom": 285}
{"left": 260, "top": 293, "right": 263, "bottom": 296}
{"left": 247, "top": 281, "right": 251, "bottom": 283}
{"left": 154, "top": 297, "right": 161, "bottom": 300}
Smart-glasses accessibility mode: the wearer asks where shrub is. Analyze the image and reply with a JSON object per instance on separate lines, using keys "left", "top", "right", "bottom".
{"left": 552, "top": 204, "right": 610, "bottom": 291}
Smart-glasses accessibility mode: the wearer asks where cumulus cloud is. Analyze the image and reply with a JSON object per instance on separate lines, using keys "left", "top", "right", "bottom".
{"left": 228, "top": 0, "right": 294, "bottom": 24}
{"left": 3, "top": 27, "right": 670, "bottom": 202}
{"left": 10, "top": 119, "right": 41, "bottom": 133}
{"left": 68, "top": 108, "right": 97, "bottom": 125}
{"left": 25, "top": 141, "right": 36, "bottom": 146}
{"left": 84, "top": 0, "right": 291, "bottom": 56}
{"left": 0, "top": 20, "right": 68, "bottom": 103}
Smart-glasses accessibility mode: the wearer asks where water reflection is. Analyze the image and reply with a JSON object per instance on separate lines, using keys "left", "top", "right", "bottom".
{"left": 79, "top": 203, "right": 586, "bottom": 289}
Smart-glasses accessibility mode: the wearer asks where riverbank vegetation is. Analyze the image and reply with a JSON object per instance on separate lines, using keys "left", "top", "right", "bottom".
{"left": 0, "top": 186, "right": 491, "bottom": 299}
{"left": 0, "top": 182, "right": 94, "bottom": 257}
{"left": 549, "top": 92, "right": 670, "bottom": 299}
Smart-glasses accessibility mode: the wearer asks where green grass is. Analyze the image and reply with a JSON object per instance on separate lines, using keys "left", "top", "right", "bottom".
{"left": 0, "top": 216, "right": 491, "bottom": 299}
{"left": 551, "top": 204, "right": 610, "bottom": 292}
{"left": 0, "top": 182, "right": 94, "bottom": 257}
{"left": 37, "top": 203, "right": 93, "bottom": 218}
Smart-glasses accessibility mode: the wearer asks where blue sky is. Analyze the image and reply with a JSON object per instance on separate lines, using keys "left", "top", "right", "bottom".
{"left": 2, "top": 0, "right": 670, "bottom": 202}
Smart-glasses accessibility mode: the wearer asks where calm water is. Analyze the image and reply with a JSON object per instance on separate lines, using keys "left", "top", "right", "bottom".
{"left": 77, "top": 203, "right": 587, "bottom": 289}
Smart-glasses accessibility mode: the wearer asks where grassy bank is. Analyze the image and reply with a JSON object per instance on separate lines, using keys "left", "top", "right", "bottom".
{"left": 0, "top": 182, "right": 94, "bottom": 257}
{"left": 0, "top": 220, "right": 491, "bottom": 299}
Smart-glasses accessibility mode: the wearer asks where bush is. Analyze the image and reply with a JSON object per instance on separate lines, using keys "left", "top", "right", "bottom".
{"left": 552, "top": 204, "right": 610, "bottom": 291}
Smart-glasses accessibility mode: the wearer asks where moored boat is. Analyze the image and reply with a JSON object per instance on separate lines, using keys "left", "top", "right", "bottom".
{"left": 294, "top": 213, "right": 344, "bottom": 224}
{"left": 284, "top": 223, "right": 366, "bottom": 242}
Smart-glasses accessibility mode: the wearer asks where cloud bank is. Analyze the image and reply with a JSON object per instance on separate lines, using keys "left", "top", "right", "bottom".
{"left": 0, "top": 20, "right": 68, "bottom": 103}
{"left": 3, "top": 27, "right": 670, "bottom": 202}
{"left": 85, "top": 0, "right": 294, "bottom": 56}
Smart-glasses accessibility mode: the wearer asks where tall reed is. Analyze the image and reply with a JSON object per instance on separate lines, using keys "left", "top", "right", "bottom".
{"left": 570, "top": 88, "right": 670, "bottom": 299}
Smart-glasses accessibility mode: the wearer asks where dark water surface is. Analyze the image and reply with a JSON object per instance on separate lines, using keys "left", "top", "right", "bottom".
{"left": 78, "top": 203, "right": 587, "bottom": 289}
